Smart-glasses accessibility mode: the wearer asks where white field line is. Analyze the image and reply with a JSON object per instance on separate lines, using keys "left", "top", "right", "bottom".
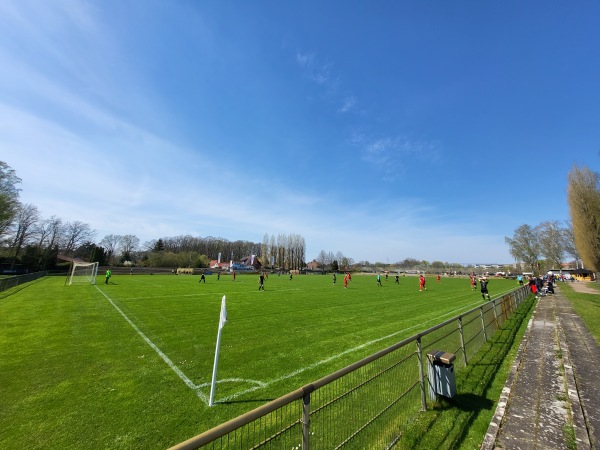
{"left": 96, "top": 286, "right": 214, "bottom": 404}
{"left": 95, "top": 285, "right": 297, "bottom": 405}
{"left": 96, "top": 284, "right": 520, "bottom": 405}
{"left": 218, "top": 294, "right": 512, "bottom": 402}
{"left": 125, "top": 287, "right": 302, "bottom": 301}
{"left": 125, "top": 292, "right": 222, "bottom": 301}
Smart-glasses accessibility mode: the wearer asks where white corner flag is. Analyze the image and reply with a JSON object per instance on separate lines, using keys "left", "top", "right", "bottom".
{"left": 219, "top": 295, "right": 227, "bottom": 330}
{"left": 209, "top": 295, "right": 227, "bottom": 406}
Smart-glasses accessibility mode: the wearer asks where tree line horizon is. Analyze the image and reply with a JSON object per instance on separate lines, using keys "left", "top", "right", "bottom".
{"left": 2, "top": 161, "right": 599, "bottom": 274}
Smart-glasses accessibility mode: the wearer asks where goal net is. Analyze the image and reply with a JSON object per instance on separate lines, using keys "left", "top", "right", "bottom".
{"left": 68, "top": 262, "right": 99, "bottom": 285}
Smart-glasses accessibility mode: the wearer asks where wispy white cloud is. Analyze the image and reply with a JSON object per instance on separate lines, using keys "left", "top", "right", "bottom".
{"left": 296, "top": 51, "right": 334, "bottom": 86}
{"left": 0, "top": 2, "right": 523, "bottom": 264}
{"left": 356, "top": 135, "right": 440, "bottom": 181}
{"left": 295, "top": 51, "right": 314, "bottom": 67}
{"left": 3, "top": 92, "right": 498, "bottom": 263}
{"left": 294, "top": 50, "right": 439, "bottom": 182}
{"left": 0, "top": 1, "right": 107, "bottom": 82}
{"left": 338, "top": 95, "right": 357, "bottom": 113}
{"left": 0, "top": 99, "right": 335, "bottom": 249}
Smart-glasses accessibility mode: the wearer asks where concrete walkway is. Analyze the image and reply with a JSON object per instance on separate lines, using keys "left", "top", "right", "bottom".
{"left": 481, "top": 283, "right": 600, "bottom": 450}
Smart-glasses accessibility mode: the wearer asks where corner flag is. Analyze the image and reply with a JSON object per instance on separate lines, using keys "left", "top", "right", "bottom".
{"left": 219, "top": 296, "right": 227, "bottom": 330}
{"left": 209, "top": 295, "right": 227, "bottom": 406}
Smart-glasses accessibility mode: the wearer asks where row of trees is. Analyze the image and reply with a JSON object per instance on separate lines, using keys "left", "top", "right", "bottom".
{"left": 140, "top": 233, "right": 307, "bottom": 270}
{"left": 260, "top": 233, "right": 306, "bottom": 270}
{"left": 505, "top": 221, "right": 578, "bottom": 274}
{"left": 147, "top": 235, "right": 261, "bottom": 264}
{"left": 1, "top": 204, "right": 96, "bottom": 271}
{"left": 4, "top": 160, "right": 599, "bottom": 274}
{"left": 0, "top": 161, "right": 98, "bottom": 272}
{"left": 505, "top": 165, "right": 600, "bottom": 275}
{"left": 0, "top": 160, "right": 309, "bottom": 271}
{"left": 315, "top": 250, "right": 355, "bottom": 271}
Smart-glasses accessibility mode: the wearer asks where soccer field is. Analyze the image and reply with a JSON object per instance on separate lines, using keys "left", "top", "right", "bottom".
{"left": 0, "top": 273, "right": 519, "bottom": 449}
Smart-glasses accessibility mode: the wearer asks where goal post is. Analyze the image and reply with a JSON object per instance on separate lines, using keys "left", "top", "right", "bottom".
{"left": 68, "top": 261, "right": 99, "bottom": 285}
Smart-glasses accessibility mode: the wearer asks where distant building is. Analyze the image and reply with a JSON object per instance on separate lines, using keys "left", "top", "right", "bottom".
{"left": 209, "top": 260, "right": 230, "bottom": 270}
{"left": 549, "top": 268, "right": 595, "bottom": 281}
{"left": 307, "top": 260, "right": 322, "bottom": 271}
{"left": 232, "top": 256, "right": 262, "bottom": 271}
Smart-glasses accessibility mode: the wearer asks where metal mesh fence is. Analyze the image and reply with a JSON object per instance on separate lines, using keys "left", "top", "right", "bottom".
{"left": 0, "top": 271, "right": 48, "bottom": 293}
{"left": 308, "top": 344, "right": 420, "bottom": 449}
{"left": 171, "top": 285, "right": 531, "bottom": 450}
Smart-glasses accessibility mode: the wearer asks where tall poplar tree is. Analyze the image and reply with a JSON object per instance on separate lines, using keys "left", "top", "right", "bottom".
{"left": 567, "top": 165, "right": 600, "bottom": 271}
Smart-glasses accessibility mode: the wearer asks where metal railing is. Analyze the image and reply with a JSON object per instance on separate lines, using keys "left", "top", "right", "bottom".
{"left": 0, "top": 271, "right": 48, "bottom": 293}
{"left": 171, "top": 286, "right": 531, "bottom": 449}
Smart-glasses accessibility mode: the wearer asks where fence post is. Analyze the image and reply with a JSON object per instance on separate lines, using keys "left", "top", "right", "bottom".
{"left": 417, "top": 337, "right": 427, "bottom": 411}
{"left": 480, "top": 307, "right": 488, "bottom": 342}
{"left": 302, "top": 392, "right": 311, "bottom": 450}
{"left": 517, "top": 287, "right": 522, "bottom": 304}
{"left": 491, "top": 299, "right": 499, "bottom": 330}
{"left": 458, "top": 317, "right": 467, "bottom": 366}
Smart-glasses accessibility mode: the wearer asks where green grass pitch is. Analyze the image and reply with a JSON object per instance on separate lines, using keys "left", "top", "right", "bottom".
{"left": 0, "top": 273, "right": 519, "bottom": 449}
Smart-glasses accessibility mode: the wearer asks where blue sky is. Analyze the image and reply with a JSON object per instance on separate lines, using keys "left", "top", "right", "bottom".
{"left": 1, "top": 1, "right": 599, "bottom": 264}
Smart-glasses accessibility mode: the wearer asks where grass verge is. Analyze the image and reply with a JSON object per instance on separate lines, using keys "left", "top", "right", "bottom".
{"left": 397, "top": 295, "right": 536, "bottom": 449}
{"left": 559, "top": 282, "right": 600, "bottom": 344}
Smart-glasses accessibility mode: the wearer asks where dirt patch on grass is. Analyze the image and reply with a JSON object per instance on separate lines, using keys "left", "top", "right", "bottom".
{"left": 566, "top": 280, "right": 600, "bottom": 295}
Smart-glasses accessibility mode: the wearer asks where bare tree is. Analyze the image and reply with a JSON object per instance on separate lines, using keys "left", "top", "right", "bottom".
{"left": 297, "top": 235, "right": 306, "bottom": 269}
{"left": 563, "top": 223, "right": 581, "bottom": 268}
{"left": 62, "top": 221, "right": 96, "bottom": 256}
{"left": 317, "top": 250, "right": 328, "bottom": 269}
{"left": 261, "top": 233, "right": 269, "bottom": 266}
{"left": 120, "top": 234, "right": 140, "bottom": 261}
{"left": 505, "top": 224, "right": 541, "bottom": 273}
{"left": 536, "top": 221, "right": 566, "bottom": 269}
{"left": 142, "top": 239, "right": 156, "bottom": 252}
{"left": 36, "top": 216, "right": 62, "bottom": 249}
{"left": 269, "top": 234, "right": 276, "bottom": 267}
{"left": 277, "top": 233, "right": 286, "bottom": 268}
{"left": 397, "top": 258, "right": 420, "bottom": 269}
{"left": 34, "top": 216, "right": 62, "bottom": 269}
{"left": 567, "top": 165, "right": 600, "bottom": 271}
{"left": 100, "top": 234, "right": 122, "bottom": 264}
{"left": 287, "top": 233, "right": 305, "bottom": 270}
{"left": 9, "top": 203, "right": 40, "bottom": 268}
{"left": 327, "top": 251, "right": 335, "bottom": 267}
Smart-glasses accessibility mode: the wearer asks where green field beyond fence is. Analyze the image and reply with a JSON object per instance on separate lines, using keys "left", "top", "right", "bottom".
{"left": 1, "top": 272, "right": 523, "bottom": 449}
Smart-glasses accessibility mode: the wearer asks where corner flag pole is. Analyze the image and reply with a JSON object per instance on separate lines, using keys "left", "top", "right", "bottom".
{"left": 209, "top": 295, "right": 227, "bottom": 406}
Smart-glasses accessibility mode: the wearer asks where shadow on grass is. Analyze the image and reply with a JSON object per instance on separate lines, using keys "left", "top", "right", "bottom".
{"left": 399, "top": 297, "right": 535, "bottom": 449}
{"left": 443, "top": 393, "right": 494, "bottom": 413}
{"left": 219, "top": 398, "right": 276, "bottom": 405}
{"left": 0, "top": 276, "right": 48, "bottom": 300}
